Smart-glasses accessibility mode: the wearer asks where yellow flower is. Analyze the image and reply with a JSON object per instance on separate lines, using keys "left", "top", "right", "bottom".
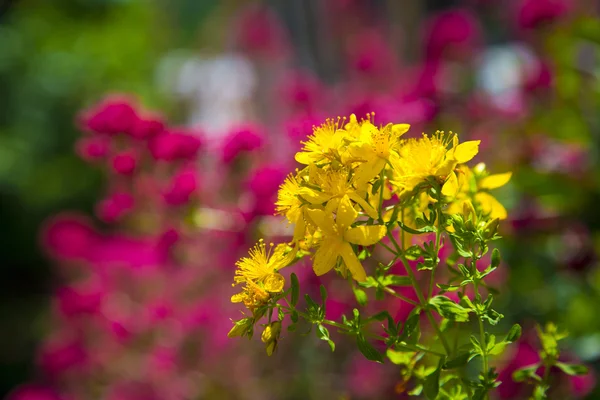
{"left": 306, "top": 196, "right": 386, "bottom": 281}
{"left": 275, "top": 172, "right": 309, "bottom": 242}
{"left": 348, "top": 121, "right": 410, "bottom": 186}
{"left": 445, "top": 164, "right": 511, "bottom": 221}
{"left": 298, "top": 165, "right": 378, "bottom": 219}
{"left": 295, "top": 118, "right": 347, "bottom": 165}
{"left": 391, "top": 131, "right": 480, "bottom": 195}
{"left": 231, "top": 239, "right": 296, "bottom": 303}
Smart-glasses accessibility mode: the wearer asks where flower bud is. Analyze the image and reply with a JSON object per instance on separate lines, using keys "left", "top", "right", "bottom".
{"left": 261, "top": 321, "right": 282, "bottom": 356}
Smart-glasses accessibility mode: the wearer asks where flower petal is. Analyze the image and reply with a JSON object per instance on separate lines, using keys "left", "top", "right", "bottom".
{"left": 441, "top": 171, "right": 459, "bottom": 197}
{"left": 454, "top": 140, "right": 480, "bottom": 163}
{"left": 336, "top": 195, "right": 358, "bottom": 231}
{"left": 392, "top": 123, "right": 410, "bottom": 137}
{"left": 349, "top": 192, "right": 378, "bottom": 220}
{"left": 313, "top": 238, "right": 341, "bottom": 276}
{"left": 479, "top": 172, "right": 512, "bottom": 190}
{"left": 306, "top": 208, "right": 336, "bottom": 236}
{"left": 344, "top": 225, "right": 387, "bottom": 246}
{"left": 339, "top": 242, "right": 367, "bottom": 282}
{"left": 475, "top": 192, "right": 507, "bottom": 220}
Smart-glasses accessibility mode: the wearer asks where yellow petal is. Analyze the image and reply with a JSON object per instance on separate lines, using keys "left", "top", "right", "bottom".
{"left": 298, "top": 187, "right": 331, "bottom": 205}
{"left": 313, "top": 238, "right": 341, "bottom": 276}
{"left": 392, "top": 123, "right": 410, "bottom": 136}
{"left": 295, "top": 151, "right": 318, "bottom": 165}
{"left": 339, "top": 242, "right": 367, "bottom": 282}
{"left": 349, "top": 192, "right": 378, "bottom": 220}
{"left": 479, "top": 172, "right": 512, "bottom": 190}
{"left": 454, "top": 140, "right": 480, "bottom": 163}
{"left": 306, "top": 208, "right": 336, "bottom": 236}
{"left": 231, "top": 293, "right": 245, "bottom": 303}
{"left": 441, "top": 172, "right": 459, "bottom": 197}
{"left": 353, "top": 158, "right": 386, "bottom": 186}
{"left": 336, "top": 195, "right": 358, "bottom": 231}
{"left": 344, "top": 225, "right": 387, "bottom": 246}
{"left": 475, "top": 192, "right": 508, "bottom": 220}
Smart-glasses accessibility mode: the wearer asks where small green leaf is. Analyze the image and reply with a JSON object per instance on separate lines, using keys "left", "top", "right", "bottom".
{"left": 356, "top": 334, "right": 384, "bottom": 363}
{"left": 398, "top": 221, "right": 436, "bottom": 235}
{"left": 443, "top": 352, "right": 471, "bottom": 369}
{"left": 291, "top": 310, "right": 299, "bottom": 323}
{"left": 506, "top": 324, "right": 522, "bottom": 343}
{"left": 513, "top": 364, "right": 541, "bottom": 382}
{"left": 320, "top": 284, "right": 328, "bottom": 304}
{"left": 555, "top": 362, "right": 588, "bottom": 376}
{"left": 429, "top": 295, "right": 470, "bottom": 322}
{"left": 290, "top": 273, "right": 299, "bottom": 306}
{"left": 382, "top": 275, "right": 412, "bottom": 287}
{"left": 424, "top": 357, "right": 444, "bottom": 399}
{"left": 316, "top": 324, "right": 335, "bottom": 352}
{"left": 491, "top": 248, "right": 501, "bottom": 269}
{"left": 354, "top": 287, "right": 368, "bottom": 306}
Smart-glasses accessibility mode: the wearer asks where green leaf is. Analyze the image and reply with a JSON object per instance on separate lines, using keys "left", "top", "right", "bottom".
{"left": 386, "top": 348, "right": 414, "bottom": 365}
{"left": 398, "top": 221, "right": 436, "bottom": 235}
{"left": 354, "top": 287, "right": 368, "bottom": 306}
{"left": 555, "top": 362, "right": 588, "bottom": 376}
{"left": 424, "top": 357, "right": 444, "bottom": 400}
{"left": 506, "top": 324, "right": 522, "bottom": 343}
{"left": 320, "top": 284, "right": 328, "bottom": 304}
{"left": 291, "top": 310, "right": 299, "bottom": 323}
{"left": 290, "top": 273, "right": 300, "bottom": 306}
{"left": 356, "top": 334, "right": 384, "bottom": 363}
{"left": 443, "top": 352, "right": 471, "bottom": 369}
{"left": 382, "top": 275, "right": 412, "bottom": 287}
{"left": 513, "top": 364, "right": 541, "bottom": 382}
{"left": 400, "top": 309, "right": 421, "bottom": 343}
{"left": 429, "top": 295, "right": 470, "bottom": 322}
{"left": 491, "top": 248, "right": 500, "bottom": 269}
{"left": 316, "top": 324, "right": 335, "bottom": 352}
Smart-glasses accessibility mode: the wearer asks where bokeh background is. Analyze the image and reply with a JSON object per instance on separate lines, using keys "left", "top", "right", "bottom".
{"left": 1, "top": 0, "right": 600, "bottom": 399}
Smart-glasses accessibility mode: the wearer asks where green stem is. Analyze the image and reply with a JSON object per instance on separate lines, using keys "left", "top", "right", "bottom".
{"left": 473, "top": 257, "right": 489, "bottom": 400}
{"left": 281, "top": 305, "right": 444, "bottom": 357}
{"left": 428, "top": 203, "right": 443, "bottom": 300}
{"left": 386, "top": 230, "right": 453, "bottom": 356}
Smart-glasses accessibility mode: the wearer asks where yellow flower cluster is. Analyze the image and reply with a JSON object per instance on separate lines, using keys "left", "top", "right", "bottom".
{"left": 232, "top": 113, "right": 510, "bottom": 306}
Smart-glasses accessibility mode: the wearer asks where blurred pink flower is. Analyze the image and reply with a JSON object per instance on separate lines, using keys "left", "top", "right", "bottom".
{"left": 75, "top": 135, "right": 110, "bottom": 163}
{"left": 423, "top": 9, "right": 482, "bottom": 61}
{"left": 234, "top": 4, "right": 289, "bottom": 58}
{"left": 163, "top": 168, "right": 199, "bottom": 206}
{"left": 278, "top": 71, "right": 325, "bottom": 113}
{"left": 6, "top": 384, "right": 64, "bottom": 400}
{"left": 79, "top": 96, "right": 139, "bottom": 136}
{"left": 41, "top": 214, "right": 98, "bottom": 261}
{"left": 96, "top": 192, "right": 135, "bottom": 223}
{"left": 516, "top": 0, "right": 571, "bottom": 30}
{"left": 149, "top": 128, "right": 203, "bottom": 162}
{"left": 129, "top": 114, "right": 165, "bottom": 140}
{"left": 221, "top": 125, "right": 264, "bottom": 164}
{"left": 111, "top": 150, "right": 137, "bottom": 176}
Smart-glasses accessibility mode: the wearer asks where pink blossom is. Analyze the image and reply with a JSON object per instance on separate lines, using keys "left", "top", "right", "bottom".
{"left": 423, "top": 9, "right": 482, "bottom": 61}
{"left": 497, "top": 341, "right": 541, "bottom": 399}
{"left": 6, "top": 384, "right": 64, "bottom": 400}
{"left": 129, "top": 114, "right": 165, "bottom": 140}
{"left": 278, "top": 71, "right": 325, "bottom": 113}
{"left": 75, "top": 135, "right": 110, "bottom": 162}
{"left": 111, "top": 151, "right": 137, "bottom": 176}
{"left": 346, "top": 29, "right": 398, "bottom": 78}
{"left": 148, "top": 129, "right": 203, "bottom": 162}
{"left": 163, "top": 168, "right": 199, "bottom": 206}
{"left": 40, "top": 214, "right": 98, "bottom": 261}
{"left": 96, "top": 192, "right": 135, "bottom": 223}
{"left": 55, "top": 282, "right": 104, "bottom": 318}
{"left": 516, "top": 0, "right": 571, "bottom": 30}
{"left": 221, "top": 125, "right": 264, "bottom": 164}
{"left": 79, "top": 96, "right": 139, "bottom": 136}
{"left": 234, "top": 4, "right": 289, "bottom": 58}
{"left": 38, "top": 337, "right": 88, "bottom": 377}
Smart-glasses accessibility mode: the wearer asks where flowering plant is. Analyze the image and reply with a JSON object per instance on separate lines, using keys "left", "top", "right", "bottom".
{"left": 229, "top": 114, "right": 587, "bottom": 399}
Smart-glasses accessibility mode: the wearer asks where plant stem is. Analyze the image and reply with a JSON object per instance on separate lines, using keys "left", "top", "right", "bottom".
{"left": 473, "top": 257, "right": 489, "bottom": 400}
{"left": 386, "top": 230, "right": 453, "bottom": 356}
{"left": 428, "top": 203, "right": 443, "bottom": 300}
